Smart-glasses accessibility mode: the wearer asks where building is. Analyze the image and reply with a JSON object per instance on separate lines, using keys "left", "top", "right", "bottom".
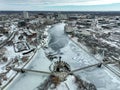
{"left": 23, "top": 11, "right": 29, "bottom": 19}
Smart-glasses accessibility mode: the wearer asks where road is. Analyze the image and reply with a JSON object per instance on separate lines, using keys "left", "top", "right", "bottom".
{"left": 0, "top": 31, "right": 17, "bottom": 49}
{"left": 4, "top": 23, "right": 120, "bottom": 90}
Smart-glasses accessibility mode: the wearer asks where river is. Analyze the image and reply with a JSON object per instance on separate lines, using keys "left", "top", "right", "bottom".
{"left": 5, "top": 23, "right": 120, "bottom": 90}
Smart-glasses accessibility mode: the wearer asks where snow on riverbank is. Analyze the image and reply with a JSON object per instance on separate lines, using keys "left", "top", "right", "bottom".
{"left": 69, "top": 36, "right": 90, "bottom": 52}
{"left": 4, "top": 23, "right": 120, "bottom": 90}
{"left": 5, "top": 48, "right": 51, "bottom": 90}
{"left": 70, "top": 36, "right": 104, "bottom": 61}
{"left": 51, "top": 75, "right": 77, "bottom": 90}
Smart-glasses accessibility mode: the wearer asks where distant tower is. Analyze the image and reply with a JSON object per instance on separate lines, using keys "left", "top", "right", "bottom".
{"left": 92, "top": 16, "right": 98, "bottom": 30}
{"left": 23, "top": 11, "right": 29, "bottom": 19}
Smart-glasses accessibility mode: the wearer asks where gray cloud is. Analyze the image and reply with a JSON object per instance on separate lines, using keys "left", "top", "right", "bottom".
{"left": 0, "top": 0, "right": 120, "bottom": 10}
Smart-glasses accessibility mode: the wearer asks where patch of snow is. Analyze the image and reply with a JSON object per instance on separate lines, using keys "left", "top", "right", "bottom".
{"left": 4, "top": 46, "right": 23, "bottom": 60}
{"left": 0, "top": 35, "right": 7, "bottom": 42}
{"left": 99, "top": 38, "right": 119, "bottom": 48}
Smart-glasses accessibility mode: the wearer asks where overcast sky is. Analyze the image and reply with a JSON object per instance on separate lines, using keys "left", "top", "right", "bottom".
{"left": 0, "top": 0, "right": 120, "bottom": 11}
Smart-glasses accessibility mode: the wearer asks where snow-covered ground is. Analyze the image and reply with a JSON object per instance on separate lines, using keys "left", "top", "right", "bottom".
{"left": 4, "top": 48, "right": 51, "bottom": 90}
{"left": 4, "top": 23, "right": 120, "bottom": 90}
{"left": 50, "top": 75, "right": 78, "bottom": 90}
{"left": 4, "top": 46, "right": 23, "bottom": 60}
{"left": 0, "top": 23, "right": 39, "bottom": 88}
{"left": 0, "top": 35, "right": 7, "bottom": 43}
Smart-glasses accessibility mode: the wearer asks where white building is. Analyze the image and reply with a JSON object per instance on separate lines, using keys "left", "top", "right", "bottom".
{"left": 23, "top": 11, "right": 29, "bottom": 19}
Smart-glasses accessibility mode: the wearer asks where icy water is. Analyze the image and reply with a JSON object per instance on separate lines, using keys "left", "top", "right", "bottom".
{"left": 5, "top": 23, "right": 120, "bottom": 90}
{"left": 48, "top": 23, "right": 69, "bottom": 51}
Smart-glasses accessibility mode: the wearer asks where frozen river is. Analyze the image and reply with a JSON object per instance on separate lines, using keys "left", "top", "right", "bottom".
{"left": 5, "top": 23, "right": 120, "bottom": 90}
